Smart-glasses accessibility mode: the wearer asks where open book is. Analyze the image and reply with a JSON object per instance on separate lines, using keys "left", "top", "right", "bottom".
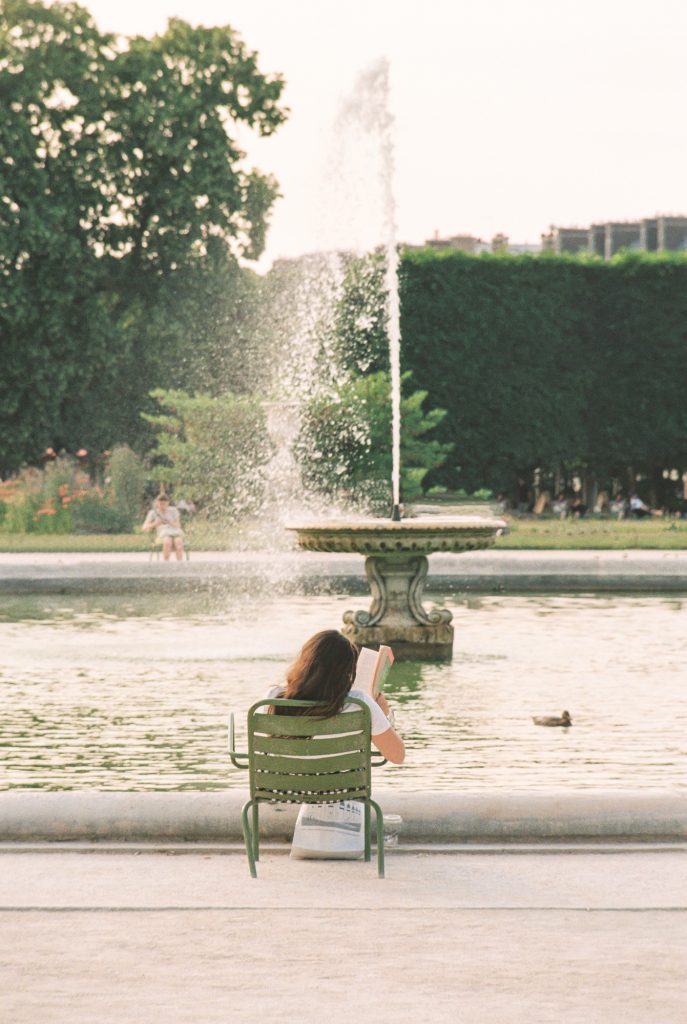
{"left": 353, "top": 644, "right": 394, "bottom": 698}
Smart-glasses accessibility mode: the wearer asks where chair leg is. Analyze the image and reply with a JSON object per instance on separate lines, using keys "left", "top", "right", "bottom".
{"left": 241, "top": 799, "right": 257, "bottom": 878}
{"left": 363, "top": 801, "right": 371, "bottom": 862}
{"left": 252, "top": 801, "right": 260, "bottom": 861}
{"left": 370, "top": 799, "right": 385, "bottom": 879}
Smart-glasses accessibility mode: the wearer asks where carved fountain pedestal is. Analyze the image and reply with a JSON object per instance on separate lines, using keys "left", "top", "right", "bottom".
{"left": 287, "top": 517, "right": 506, "bottom": 660}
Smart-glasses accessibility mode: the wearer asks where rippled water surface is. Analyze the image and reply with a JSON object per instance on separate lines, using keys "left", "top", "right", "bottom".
{"left": 1, "top": 592, "right": 685, "bottom": 791}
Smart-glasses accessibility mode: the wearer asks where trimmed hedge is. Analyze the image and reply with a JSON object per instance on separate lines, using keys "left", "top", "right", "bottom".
{"left": 399, "top": 250, "right": 687, "bottom": 498}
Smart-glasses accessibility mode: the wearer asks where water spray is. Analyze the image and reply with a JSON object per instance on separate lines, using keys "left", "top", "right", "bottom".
{"left": 375, "top": 60, "right": 403, "bottom": 523}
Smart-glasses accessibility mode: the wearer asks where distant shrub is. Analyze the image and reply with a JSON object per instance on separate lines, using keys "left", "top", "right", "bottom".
{"left": 4, "top": 499, "right": 34, "bottom": 533}
{"left": 1, "top": 452, "right": 137, "bottom": 535}
{"left": 70, "top": 495, "right": 132, "bottom": 534}
{"left": 296, "top": 371, "right": 452, "bottom": 509}
{"left": 107, "top": 445, "right": 146, "bottom": 529}
{"left": 5, "top": 494, "right": 72, "bottom": 534}
{"left": 42, "top": 455, "right": 82, "bottom": 504}
{"left": 142, "top": 388, "right": 273, "bottom": 519}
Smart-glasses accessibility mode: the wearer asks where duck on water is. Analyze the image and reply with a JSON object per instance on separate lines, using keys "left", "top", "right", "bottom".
{"left": 532, "top": 711, "right": 572, "bottom": 727}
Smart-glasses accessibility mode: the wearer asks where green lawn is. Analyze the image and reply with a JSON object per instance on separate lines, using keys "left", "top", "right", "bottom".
{"left": 496, "top": 516, "right": 687, "bottom": 549}
{"left": 0, "top": 520, "right": 250, "bottom": 553}
{"left": 0, "top": 515, "right": 685, "bottom": 553}
{"left": 0, "top": 533, "right": 150, "bottom": 553}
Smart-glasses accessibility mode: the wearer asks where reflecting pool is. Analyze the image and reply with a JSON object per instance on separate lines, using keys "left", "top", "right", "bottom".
{"left": 1, "top": 592, "right": 685, "bottom": 791}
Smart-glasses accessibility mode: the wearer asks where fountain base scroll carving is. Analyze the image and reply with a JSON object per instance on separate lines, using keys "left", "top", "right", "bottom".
{"left": 342, "top": 553, "right": 454, "bottom": 660}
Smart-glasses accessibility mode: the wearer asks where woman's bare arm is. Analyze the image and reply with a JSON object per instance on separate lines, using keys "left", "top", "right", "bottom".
{"left": 371, "top": 726, "right": 405, "bottom": 764}
{"left": 372, "top": 692, "right": 405, "bottom": 764}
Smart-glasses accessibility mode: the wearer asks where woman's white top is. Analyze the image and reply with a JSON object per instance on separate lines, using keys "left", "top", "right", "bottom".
{"left": 144, "top": 506, "right": 183, "bottom": 538}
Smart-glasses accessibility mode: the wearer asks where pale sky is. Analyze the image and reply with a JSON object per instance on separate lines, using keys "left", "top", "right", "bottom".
{"left": 65, "top": 0, "right": 687, "bottom": 268}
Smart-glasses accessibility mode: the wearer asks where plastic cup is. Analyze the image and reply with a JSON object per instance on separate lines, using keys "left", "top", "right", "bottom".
{"left": 383, "top": 813, "right": 403, "bottom": 847}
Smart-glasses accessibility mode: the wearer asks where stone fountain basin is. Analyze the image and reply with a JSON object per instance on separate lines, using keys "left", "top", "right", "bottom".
{"left": 286, "top": 516, "right": 507, "bottom": 659}
{"left": 286, "top": 516, "right": 507, "bottom": 554}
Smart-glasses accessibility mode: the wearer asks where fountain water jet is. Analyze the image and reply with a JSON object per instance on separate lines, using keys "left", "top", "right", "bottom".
{"left": 367, "top": 61, "right": 402, "bottom": 520}
{"left": 287, "top": 60, "right": 505, "bottom": 658}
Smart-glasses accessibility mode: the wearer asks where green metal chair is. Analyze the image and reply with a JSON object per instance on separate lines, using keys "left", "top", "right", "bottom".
{"left": 229, "top": 697, "right": 386, "bottom": 878}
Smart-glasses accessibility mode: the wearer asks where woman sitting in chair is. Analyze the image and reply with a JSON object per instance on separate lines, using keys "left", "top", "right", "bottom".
{"left": 141, "top": 493, "right": 185, "bottom": 561}
{"left": 266, "top": 630, "right": 405, "bottom": 764}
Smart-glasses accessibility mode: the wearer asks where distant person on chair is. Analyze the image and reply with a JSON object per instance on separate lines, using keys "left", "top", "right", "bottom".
{"left": 142, "top": 493, "right": 185, "bottom": 561}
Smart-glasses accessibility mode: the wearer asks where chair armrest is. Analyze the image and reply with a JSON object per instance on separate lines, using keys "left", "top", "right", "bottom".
{"left": 371, "top": 754, "right": 388, "bottom": 767}
{"left": 227, "top": 712, "right": 249, "bottom": 769}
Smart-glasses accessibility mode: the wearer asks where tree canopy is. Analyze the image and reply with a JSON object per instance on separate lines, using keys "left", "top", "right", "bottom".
{"left": 0, "top": 0, "right": 287, "bottom": 473}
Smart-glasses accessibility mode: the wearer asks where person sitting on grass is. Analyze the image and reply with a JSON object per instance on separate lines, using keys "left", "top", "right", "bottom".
{"left": 141, "top": 493, "right": 185, "bottom": 561}
{"left": 570, "top": 494, "right": 587, "bottom": 518}
{"left": 552, "top": 492, "right": 569, "bottom": 519}
{"left": 629, "top": 493, "right": 652, "bottom": 519}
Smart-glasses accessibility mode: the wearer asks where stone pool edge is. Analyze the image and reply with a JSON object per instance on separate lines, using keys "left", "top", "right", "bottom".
{"left": 3, "top": 550, "right": 687, "bottom": 595}
{"left": 1, "top": 791, "right": 685, "bottom": 844}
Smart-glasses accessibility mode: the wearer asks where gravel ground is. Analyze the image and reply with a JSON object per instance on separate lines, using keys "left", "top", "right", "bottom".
{"left": 1, "top": 847, "right": 685, "bottom": 1024}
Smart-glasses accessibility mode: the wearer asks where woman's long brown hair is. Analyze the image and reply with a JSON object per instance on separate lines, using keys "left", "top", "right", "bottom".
{"left": 273, "top": 630, "right": 359, "bottom": 718}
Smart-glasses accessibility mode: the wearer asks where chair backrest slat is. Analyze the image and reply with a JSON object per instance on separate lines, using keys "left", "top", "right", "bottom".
{"left": 251, "top": 710, "right": 366, "bottom": 736}
{"left": 253, "top": 751, "right": 366, "bottom": 774}
{"left": 252, "top": 768, "right": 368, "bottom": 794}
{"left": 252, "top": 786, "right": 370, "bottom": 804}
{"left": 252, "top": 734, "right": 366, "bottom": 756}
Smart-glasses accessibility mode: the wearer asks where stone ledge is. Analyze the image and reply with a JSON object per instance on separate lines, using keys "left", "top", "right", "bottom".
{"left": 1, "top": 791, "right": 685, "bottom": 843}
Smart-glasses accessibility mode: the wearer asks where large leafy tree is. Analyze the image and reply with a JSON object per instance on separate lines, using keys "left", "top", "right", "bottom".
{"left": 0, "top": 0, "right": 286, "bottom": 474}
